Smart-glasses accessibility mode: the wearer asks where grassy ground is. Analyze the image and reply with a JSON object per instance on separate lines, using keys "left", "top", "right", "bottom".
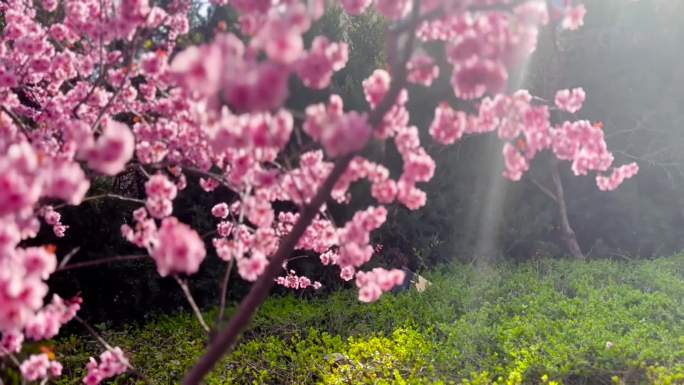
{"left": 29, "top": 255, "right": 684, "bottom": 384}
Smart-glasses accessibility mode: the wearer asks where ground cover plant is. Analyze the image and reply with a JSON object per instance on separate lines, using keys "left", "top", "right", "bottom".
{"left": 20, "top": 255, "right": 684, "bottom": 385}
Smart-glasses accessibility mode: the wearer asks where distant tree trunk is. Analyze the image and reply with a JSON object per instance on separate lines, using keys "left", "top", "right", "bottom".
{"left": 523, "top": 3, "right": 584, "bottom": 260}
{"left": 550, "top": 160, "right": 584, "bottom": 260}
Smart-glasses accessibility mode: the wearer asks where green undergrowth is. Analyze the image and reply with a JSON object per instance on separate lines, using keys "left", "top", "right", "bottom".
{"left": 40, "top": 255, "right": 684, "bottom": 384}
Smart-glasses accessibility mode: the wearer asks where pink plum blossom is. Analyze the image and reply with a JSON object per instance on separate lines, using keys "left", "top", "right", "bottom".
{"left": 83, "top": 347, "right": 128, "bottom": 385}
{"left": 429, "top": 103, "right": 467, "bottom": 145}
{"left": 150, "top": 217, "right": 206, "bottom": 277}
{"left": 356, "top": 268, "right": 405, "bottom": 302}
{"left": 211, "top": 203, "right": 230, "bottom": 219}
{"left": 407, "top": 54, "right": 440, "bottom": 86}
{"left": 555, "top": 87, "right": 586, "bottom": 113}
{"left": 84, "top": 120, "right": 135, "bottom": 176}
{"left": 562, "top": 4, "right": 587, "bottom": 31}
{"left": 596, "top": 162, "right": 639, "bottom": 191}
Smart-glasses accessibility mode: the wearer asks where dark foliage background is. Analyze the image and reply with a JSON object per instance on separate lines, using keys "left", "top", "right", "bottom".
{"left": 40, "top": 0, "right": 684, "bottom": 324}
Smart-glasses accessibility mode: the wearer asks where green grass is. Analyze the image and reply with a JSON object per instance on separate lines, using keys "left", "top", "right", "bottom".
{"left": 31, "top": 255, "right": 684, "bottom": 384}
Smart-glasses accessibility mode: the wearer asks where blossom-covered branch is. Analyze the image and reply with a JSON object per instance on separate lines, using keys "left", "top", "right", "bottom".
{"left": 0, "top": 0, "right": 638, "bottom": 384}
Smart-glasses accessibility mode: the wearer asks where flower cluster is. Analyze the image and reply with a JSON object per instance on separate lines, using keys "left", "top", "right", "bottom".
{"left": 211, "top": 203, "right": 230, "bottom": 219}
{"left": 355, "top": 268, "right": 406, "bottom": 303}
{"left": 551, "top": 120, "right": 615, "bottom": 176}
{"left": 121, "top": 208, "right": 157, "bottom": 249}
{"left": 282, "top": 150, "right": 335, "bottom": 205}
{"left": 360, "top": 70, "right": 436, "bottom": 209}
{"left": 555, "top": 87, "right": 586, "bottom": 114}
{"left": 407, "top": 54, "right": 440, "bottom": 86}
{"left": 24, "top": 294, "right": 81, "bottom": 341}
{"left": 82, "top": 120, "right": 135, "bottom": 176}
{"left": 415, "top": 2, "right": 549, "bottom": 100}
{"left": 0, "top": 0, "right": 190, "bottom": 373}
{"left": 208, "top": 199, "right": 279, "bottom": 282}
{"left": 562, "top": 4, "right": 587, "bottom": 30}
{"left": 336, "top": 207, "right": 388, "bottom": 276}
{"left": 304, "top": 94, "right": 372, "bottom": 158}
{"left": 1, "top": 246, "right": 56, "bottom": 332}
{"left": 145, "top": 173, "right": 178, "bottom": 219}
{"left": 83, "top": 347, "right": 129, "bottom": 385}
{"left": 429, "top": 103, "right": 467, "bottom": 145}
{"left": 428, "top": 89, "right": 638, "bottom": 189}
{"left": 275, "top": 270, "right": 322, "bottom": 290}
{"left": 20, "top": 353, "right": 62, "bottom": 382}
{"left": 0, "top": 329, "right": 23, "bottom": 356}
{"left": 150, "top": 217, "right": 207, "bottom": 277}
{"left": 170, "top": 3, "right": 348, "bottom": 114}
{"left": 297, "top": 36, "right": 349, "bottom": 89}
{"left": 40, "top": 206, "right": 68, "bottom": 238}
{"left": 597, "top": 162, "right": 639, "bottom": 191}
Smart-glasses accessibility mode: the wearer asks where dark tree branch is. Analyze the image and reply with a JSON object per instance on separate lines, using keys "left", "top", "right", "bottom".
{"left": 180, "top": 2, "right": 422, "bottom": 383}
{"left": 53, "top": 193, "right": 145, "bottom": 210}
{"left": 0, "top": 105, "right": 32, "bottom": 139}
{"left": 528, "top": 176, "right": 558, "bottom": 203}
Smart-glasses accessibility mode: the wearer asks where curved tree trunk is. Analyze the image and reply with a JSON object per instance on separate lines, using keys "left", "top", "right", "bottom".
{"left": 532, "top": 5, "right": 584, "bottom": 260}
{"left": 550, "top": 161, "right": 584, "bottom": 259}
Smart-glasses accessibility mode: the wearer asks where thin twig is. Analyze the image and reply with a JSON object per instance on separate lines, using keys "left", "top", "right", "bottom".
{"left": 137, "top": 164, "right": 151, "bottom": 178}
{"left": 284, "top": 255, "right": 312, "bottom": 265}
{"left": 175, "top": 276, "right": 211, "bottom": 333}
{"left": 6, "top": 353, "right": 21, "bottom": 368}
{"left": 75, "top": 316, "right": 114, "bottom": 350}
{"left": 72, "top": 75, "right": 107, "bottom": 119}
{"left": 527, "top": 177, "right": 557, "bottom": 203}
{"left": 0, "top": 105, "right": 32, "bottom": 139}
{"left": 182, "top": 166, "right": 233, "bottom": 189}
{"left": 54, "top": 255, "right": 149, "bottom": 273}
{"left": 216, "top": 258, "right": 235, "bottom": 326}
{"left": 74, "top": 316, "right": 154, "bottom": 385}
{"left": 53, "top": 193, "right": 145, "bottom": 210}
{"left": 149, "top": 162, "right": 237, "bottom": 192}
{"left": 216, "top": 190, "right": 249, "bottom": 326}
{"left": 57, "top": 247, "right": 82, "bottom": 270}
{"left": 90, "top": 73, "right": 131, "bottom": 131}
